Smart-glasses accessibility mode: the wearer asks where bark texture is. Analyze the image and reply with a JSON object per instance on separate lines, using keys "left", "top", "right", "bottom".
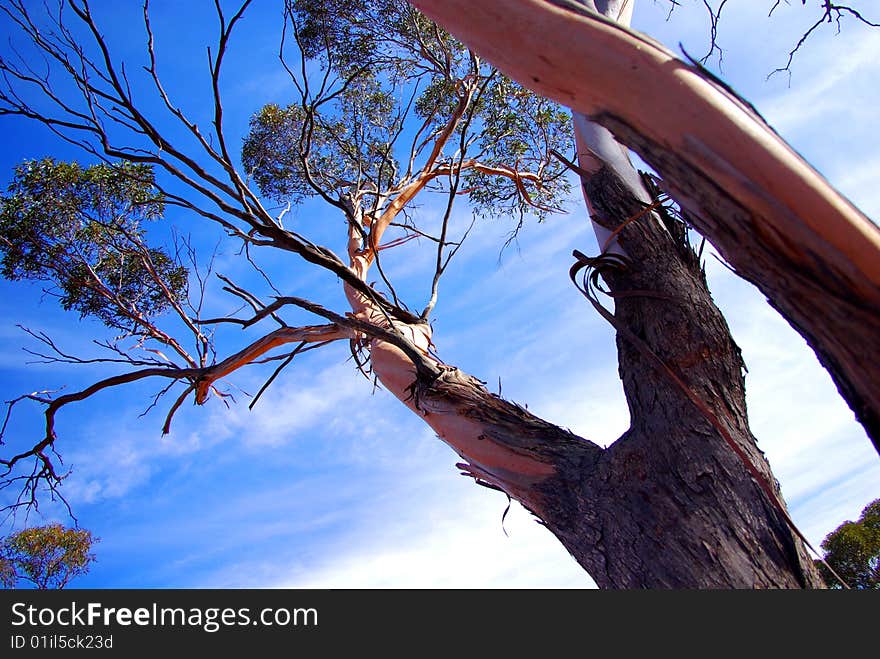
{"left": 566, "top": 160, "right": 822, "bottom": 587}
{"left": 410, "top": 0, "right": 880, "bottom": 455}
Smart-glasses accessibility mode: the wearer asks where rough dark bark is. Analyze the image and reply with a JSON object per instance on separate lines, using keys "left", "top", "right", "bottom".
{"left": 596, "top": 114, "right": 880, "bottom": 453}
{"left": 550, "top": 163, "right": 822, "bottom": 587}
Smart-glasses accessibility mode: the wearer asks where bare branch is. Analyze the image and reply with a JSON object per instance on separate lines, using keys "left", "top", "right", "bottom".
{"left": 699, "top": 0, "right": 729, "bottom": 66}
{"left": 772, "top": 1, "right": 879, "bottom": 77}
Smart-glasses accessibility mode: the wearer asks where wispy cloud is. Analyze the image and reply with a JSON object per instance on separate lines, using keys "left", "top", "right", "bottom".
{"left": 236, "top": 469, "right": 592, "bottom": 589}
{"left": 758, "top": 33, "right": 880, "bottom": 133}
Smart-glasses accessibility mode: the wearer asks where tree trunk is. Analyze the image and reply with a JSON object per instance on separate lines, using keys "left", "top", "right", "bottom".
{"left": 350, "top": 154, "right": 824, "bottom": 586}
{"left": 566, "top": 155, "right": 822, "bottom": 587}
{"left": 358, "top": 241, "right": 823, "bottom": 586}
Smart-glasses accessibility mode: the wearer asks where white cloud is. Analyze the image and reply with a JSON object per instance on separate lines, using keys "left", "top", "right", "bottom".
{"left": 204, "top": 363, "right": 371, "bottom": 449}
{"left": 228, "top": 469, "right": 593, "bottom": 589}
{"left": 280, "top": 502, "right": 591, "bottom": 589}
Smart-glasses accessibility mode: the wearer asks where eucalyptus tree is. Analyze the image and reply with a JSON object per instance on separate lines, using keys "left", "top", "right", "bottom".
{"left": 0, "top": 0, "right": 871, "bottom": 588}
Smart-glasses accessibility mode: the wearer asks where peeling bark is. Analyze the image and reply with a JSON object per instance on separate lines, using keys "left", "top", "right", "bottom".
{"left": 410, "top": 0, "right": 880, "bottom": 455}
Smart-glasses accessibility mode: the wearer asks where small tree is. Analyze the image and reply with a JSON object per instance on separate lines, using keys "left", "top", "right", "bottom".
{"left": 815, "top": 499, "right": 880, "bottom": 589}
{"left": 0, "top": 524, "right": 97, "bottom": 589}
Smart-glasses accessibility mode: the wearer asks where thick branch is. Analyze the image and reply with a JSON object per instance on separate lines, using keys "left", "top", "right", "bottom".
{"left": 410, "top": 0, "right": 880, "bottom": 453}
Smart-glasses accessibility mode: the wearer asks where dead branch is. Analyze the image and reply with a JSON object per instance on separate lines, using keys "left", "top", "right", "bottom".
{"left": 772, "top": 1, "right": 879, "bottom": 76}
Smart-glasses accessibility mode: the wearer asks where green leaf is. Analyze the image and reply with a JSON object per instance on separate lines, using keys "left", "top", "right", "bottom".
{"left": 815, "top": 498, "right": 880, "bottom": 589}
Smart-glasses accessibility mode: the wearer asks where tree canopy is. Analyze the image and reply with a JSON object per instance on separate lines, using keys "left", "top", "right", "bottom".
{"left": 0, "top": 159, "right": 185, "bottom": 332}
{"left": 244, "top": 0, "right": 574, "bottom": 225}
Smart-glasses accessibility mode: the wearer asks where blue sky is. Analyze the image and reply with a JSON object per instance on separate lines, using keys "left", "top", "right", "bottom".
{"left": 0, "top": 1, "right": 878, "bottom": 588}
